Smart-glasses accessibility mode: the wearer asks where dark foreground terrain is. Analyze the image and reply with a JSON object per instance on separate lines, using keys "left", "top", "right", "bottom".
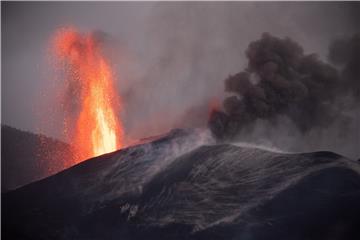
{"left": 3, "top": 129, "right": 360, "bottom": 240}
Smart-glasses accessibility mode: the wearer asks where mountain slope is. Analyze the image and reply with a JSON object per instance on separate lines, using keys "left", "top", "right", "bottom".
{"left": 3, "top": 129, "right": 360, "bottom": 240}
{"left": 1, "top": 125, "right": 73, "bottom": 191}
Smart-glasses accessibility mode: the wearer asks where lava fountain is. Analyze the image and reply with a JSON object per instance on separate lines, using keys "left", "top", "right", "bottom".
{"left": 53, "top": 27, "right": 124, "bottom": 162}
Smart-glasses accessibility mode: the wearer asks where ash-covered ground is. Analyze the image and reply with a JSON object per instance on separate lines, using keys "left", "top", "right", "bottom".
{"left": 3, "top": 129, "right": 360, "bottom": 240}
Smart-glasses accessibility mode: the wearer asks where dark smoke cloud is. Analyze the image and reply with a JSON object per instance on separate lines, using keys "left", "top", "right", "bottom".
{"left": 209, "top": 33, "right": 359, "bottom": 143}
{"left": 329, "top": 34, "right": 360, "bottom": 99}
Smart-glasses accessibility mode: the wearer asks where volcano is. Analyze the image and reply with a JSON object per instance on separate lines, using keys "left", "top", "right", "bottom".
{"left": 3, "top": 129, "right": 360, "bottom": 240}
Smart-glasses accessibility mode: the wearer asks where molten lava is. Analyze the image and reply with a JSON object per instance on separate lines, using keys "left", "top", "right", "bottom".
{"left": 53, "top": 27, "right": 124, "bottom": 162}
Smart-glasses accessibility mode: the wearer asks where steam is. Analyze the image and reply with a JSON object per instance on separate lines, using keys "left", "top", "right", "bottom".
{"left": 209, "top": 33, "right": 360, "bottom": 158}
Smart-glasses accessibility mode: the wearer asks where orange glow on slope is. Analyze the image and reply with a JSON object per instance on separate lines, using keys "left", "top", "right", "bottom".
{"left": 53, "top": 27, "right": 124, "bottom": 162}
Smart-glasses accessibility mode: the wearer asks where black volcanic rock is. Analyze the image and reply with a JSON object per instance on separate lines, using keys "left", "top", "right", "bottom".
{"left": 2, "top": 129, "right": 360, "bottom": 240}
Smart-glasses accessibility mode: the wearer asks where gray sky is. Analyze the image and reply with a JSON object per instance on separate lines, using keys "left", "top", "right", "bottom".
{"left": 2, "top": 1, "right": 359, "bottom": 142}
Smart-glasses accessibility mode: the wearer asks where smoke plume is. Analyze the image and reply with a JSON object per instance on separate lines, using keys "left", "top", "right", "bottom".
{"left": 209, "top": 33, "right": 360, "bottom": 157}
{"left": 329, "top": 34, "right": 360, "bottom": 99}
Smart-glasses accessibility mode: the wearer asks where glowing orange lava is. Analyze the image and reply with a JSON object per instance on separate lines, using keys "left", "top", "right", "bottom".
{"left": 53, "top": 27, "right": 124, "bottom": 162}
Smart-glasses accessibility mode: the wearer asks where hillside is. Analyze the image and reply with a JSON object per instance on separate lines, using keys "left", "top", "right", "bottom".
{"left": 3, "top": 129, "right": 360, "bottom": 239}
{"left": 1, "top": 125, "right": 73, "bottom": 191}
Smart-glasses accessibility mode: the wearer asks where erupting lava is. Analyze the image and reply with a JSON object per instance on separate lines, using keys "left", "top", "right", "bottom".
{"left": 53, "top": 27, "right": 124, "bottom": 162}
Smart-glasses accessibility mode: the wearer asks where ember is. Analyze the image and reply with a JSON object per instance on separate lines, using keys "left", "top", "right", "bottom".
{"left": 53, "top": 27, "right": 124, "bottom": 162}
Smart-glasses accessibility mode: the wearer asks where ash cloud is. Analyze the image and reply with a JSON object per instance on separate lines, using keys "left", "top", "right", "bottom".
{"left": 329, "top": 34, "right": 360, "bottom": 99}
{"left": 209, "top": 33, "right": 360, "bottom": 158}
{"left": 117, "top": 2, "right": 360, "bottom": 146}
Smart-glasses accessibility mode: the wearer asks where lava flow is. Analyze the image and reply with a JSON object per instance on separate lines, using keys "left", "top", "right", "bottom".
{"left": 53, "top": 27, "right": 124, "bottom": 162}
